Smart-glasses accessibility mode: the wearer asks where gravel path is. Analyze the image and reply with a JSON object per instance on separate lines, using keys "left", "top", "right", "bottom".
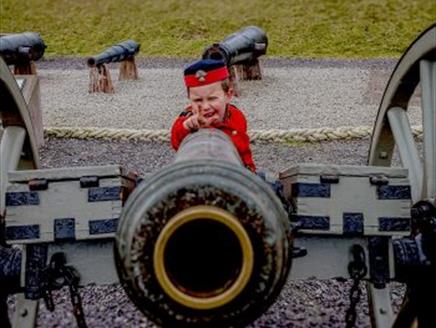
{"left": 37, "top": 137, "right": 371, "bottom": 175}
{"left": 36, "top": 58, "right": 422, "bottom": 132}
{"left": 37, "top": 57, "right": 399, "bottom": 70}
{"left": 7, "top": 281, "right": 406, "bottom": 328}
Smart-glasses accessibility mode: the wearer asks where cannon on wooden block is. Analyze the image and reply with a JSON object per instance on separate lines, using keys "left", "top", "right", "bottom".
{"left": 115, "top": 129, "right": 292, "bottom": 328}
{"left": 0, "top": 32, "right": 46, "bottom": 74}
{"left": 203, "top": 26, "right": 268, "bottom": 89}
{"left": 87, "top": 40, "right": 140, "bottom": 93}
{"left": 87, "top": 40, "right": 140, "bottom": 68}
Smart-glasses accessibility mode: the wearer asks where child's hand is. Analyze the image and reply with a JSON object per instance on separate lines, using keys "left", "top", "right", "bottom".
{"left": 184, "top": 104, "right": 193, "bottom": 113}
{"left": 183, "top": 104, "right": 206, "bottom": 131}
{"left": 183, "top": 114, "right": 201, "bottom": 131}
{"left": 193, "top": 105, "right": 219, "bottom": 128}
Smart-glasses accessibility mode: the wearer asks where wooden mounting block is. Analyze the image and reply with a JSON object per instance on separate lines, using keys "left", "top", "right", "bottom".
{"left": 119, "top": 56, "right": 138, "bottom": 80}
{"left": 235, "top": 58, "right": 262, "bottom": 81}
{"left": 89, "top": 64, "right": 114, "bottom": 93}
{"left": 229, "top": 66, "right": 241, "bottom": 97}
{"left": 14, "top": 62, "right": 37, "bottom": 75}
{"left": 228, "top": 59, "right": 263, "bottom": 97}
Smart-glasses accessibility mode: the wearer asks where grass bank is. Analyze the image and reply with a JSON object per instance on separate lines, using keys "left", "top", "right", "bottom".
{"left": 1, "top": 0, "right": 435, "bottom": 58}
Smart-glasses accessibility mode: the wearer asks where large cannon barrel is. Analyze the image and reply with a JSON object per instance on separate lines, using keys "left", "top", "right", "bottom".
{"left": 115, "top": 129, "right": 291, "bottom": 327}
{"left": 202, "top": 26, "right": 268, "bottom": 66}
{"left": 87, "top": 40, "right": 140, "bottom": 67}
{"left": 0, "top": 32, "right": 46, "bottom": 65}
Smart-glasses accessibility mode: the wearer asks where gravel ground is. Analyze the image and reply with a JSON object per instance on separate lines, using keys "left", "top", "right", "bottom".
{"left": 7, "top": 137, "right": 411, "bottom": 327}
{"left": 36, "top": 59, "right": 422, "bottom": 132}
{"left": 7, "top": 281, "right": 406, "bottom": 328}
{"left": 37, "top": 57, "right": 399, "bottom": 70}
{"left": 37, "top": 137, "right": 372, "bottom": 175}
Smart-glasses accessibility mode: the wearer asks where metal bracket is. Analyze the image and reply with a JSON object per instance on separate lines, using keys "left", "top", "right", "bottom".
{"left": 367, "top": 282, "right": 394, "bottom": 328}
{"left": 12, "top": 294, "right": 38, "bottom": 328}
{"left": 368, "top": 237, "right": 390, "bottom": 288}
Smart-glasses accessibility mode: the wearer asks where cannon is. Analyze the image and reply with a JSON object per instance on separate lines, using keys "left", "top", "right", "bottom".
{"left": 87, "top": 40, "right": 140, "bottom": 93}
{"left": 203, "top": 26, "right": 267, "bottom": 67}
{"left": 115, "top": 129, "right": 292, "bottom": 327}
{"left": 0, "top": 32, "right": 46, "bottom": 66}
{"left": 87, "top": 40, "right": 140, "bottom": 68}
{"left": 0, "top": 32, "right": 46, "bottom": 74}
{"left": 203, "top": 26, "right": 268, "bottom": 85}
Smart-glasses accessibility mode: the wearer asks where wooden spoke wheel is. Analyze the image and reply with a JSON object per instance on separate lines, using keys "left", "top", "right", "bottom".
{"left": 0, "top": 57, "right": 41, "bottom": 215}
{"left": 368, "top": 25, "right": 436, "bottom": 328}
{"left": 0, "top": 57, "right": 42, "bottom": 328}
{"left": 0, "top": 57, "right": 41, "bottom": 177}
{"left": 368, "top": 24, "right": 436, "bottom": 204}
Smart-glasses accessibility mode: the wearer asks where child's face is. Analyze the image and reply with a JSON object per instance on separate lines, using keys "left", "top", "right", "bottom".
{"left": 188, "top": 81, "right": 233, "bottom": 123}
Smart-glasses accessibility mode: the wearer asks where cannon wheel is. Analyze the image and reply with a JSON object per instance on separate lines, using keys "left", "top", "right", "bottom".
{"left": 368, "top": 24, "right": 436, "bottom": 203}
{"left": 368, "top": 24, "right": 436, "bottom": 327}
{"left": 0, "top": 57, "right": 41, "bottom": 328}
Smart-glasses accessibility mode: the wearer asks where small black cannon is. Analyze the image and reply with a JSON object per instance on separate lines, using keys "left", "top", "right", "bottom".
{"left": 203, "top": 26, "right": 268, "bottom": 88}
{"left": 115, "top": 129, "right": 292, "bottom": 327}
{"left": 0, "top": 32, "right": 46, "bottom": 74}
{"left": 203, "top": 26, "right": 268, "bottom": 67}
{"left": 87, "top": 40, "right": 140, "bottom": 93}
{"left": 0, "top": 32, "right": 46, "bottom": 66}
{"left": 87, "top": 40, "right": 140, "bottom": 67}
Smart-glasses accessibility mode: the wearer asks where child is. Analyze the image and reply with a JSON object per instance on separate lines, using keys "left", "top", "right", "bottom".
{"left": 171, "top": 59, "right": 256, "bottom": 172}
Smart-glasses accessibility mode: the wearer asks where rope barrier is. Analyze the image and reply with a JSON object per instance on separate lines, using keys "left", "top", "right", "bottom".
{"left": 42, "top": 125, "right": 424, "bottom": 144}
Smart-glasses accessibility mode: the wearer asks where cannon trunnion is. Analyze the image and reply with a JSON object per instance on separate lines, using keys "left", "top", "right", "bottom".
{"left": 115, "top": 129, "right": 292, "bottom": 327}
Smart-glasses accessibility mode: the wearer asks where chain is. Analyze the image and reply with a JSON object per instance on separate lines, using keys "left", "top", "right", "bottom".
{"left": 42, "top": 288, "right": 55, "bottom": 311}
{"left": 41, "top": 252, "right": 88, "bottom": 328}
{"left": 345, "top": 274, "right": 363, "bottom": 328}
{"left": 345, "top": 245, "right": 367, "bottom": 328}
{"left": 68, "top": 279, "right": 88, "bottom": 328}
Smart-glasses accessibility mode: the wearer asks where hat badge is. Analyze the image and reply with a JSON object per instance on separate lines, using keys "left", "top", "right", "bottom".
{"left": 195, "top": 70, "right": 207, "bottom": 82}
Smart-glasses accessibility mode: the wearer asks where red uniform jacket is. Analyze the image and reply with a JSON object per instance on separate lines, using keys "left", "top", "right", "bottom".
{"left": 171, "top": 104, "right": 256, "bottom": 172}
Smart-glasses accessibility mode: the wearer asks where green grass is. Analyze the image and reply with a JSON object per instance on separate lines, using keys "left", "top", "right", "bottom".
{"left": 1, "top": 0, "right": 435, "bottom": 58}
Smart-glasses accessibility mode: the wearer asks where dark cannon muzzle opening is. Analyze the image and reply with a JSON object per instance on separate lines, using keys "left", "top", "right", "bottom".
{"left": 202, "top": 26, "right": 268, "bottom": 66}
{"left": 87, "top": 40, "right": 140, "bottom": 67}
{"left": 0, "top": 32, "right": 46, "bottom": 65}
{"left": 115, "top": 129, "right": 291, "bottom": 327}
{"left": 155, "top": 206, "right": 254, "bottom": 309}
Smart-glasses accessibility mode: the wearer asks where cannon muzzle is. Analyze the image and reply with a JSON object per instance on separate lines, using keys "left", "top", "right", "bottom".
{"left": 115, "top": 129, "right": 291, "bottom": 327}
{"left": 87, "top": 40, "right": 140, "bottom": 67}
{"left": 203, "top": 26, "right": 268, "bottom": 66}
{"left": 0, "top": 32, "right": 46, "bottom": 65}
